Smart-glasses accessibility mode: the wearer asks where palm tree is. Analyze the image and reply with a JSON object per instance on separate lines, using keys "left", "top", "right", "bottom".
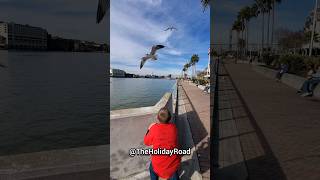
{"left": 271, "top": 0, "right": 282, "bottom": 52}
{"left": 240, "top": 6, "right": 257, "bottom": 57}
{"left": 232, "top": 19, "right": 242, "bottom": 62}
{"left": 189, "top": 61, "right": 194, "bottom": 78}
{"left": 187, "top": 63, "right": 192, "bottom": 78}
{"left": 266, "top": 0, "right": 273, "bottom": 52}
{"left": 189, "top": 58, "right": 195, "bottom": 78}
{"left": 200, "top": 0, "right": 210, "bottom": 11}
{"left": 248, "top": 4, "right": 259, "bottom": 56}
{"left": 255, "top": 0, "right": 268, "bottom": 56}
{"left": 184, "top": 63, "right": 191, "bottom": 78}
{"left": 182, "top": 67, "right": 187, "bottom": 78}
{"left": 238, "top": 7, "right": 248, "bottom": 57}
{"left": 236, "top": 9, "right": 247, "bottom": 59}
{"left": 309, "top": 0, "right": 318, "bottom": 56}
{"left": 191, "top": 54, "right": 200, "bottom": 77}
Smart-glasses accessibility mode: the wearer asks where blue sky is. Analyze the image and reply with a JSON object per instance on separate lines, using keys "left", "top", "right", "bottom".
{"left": 0, "top": 0, "right": 108, "bottom": 43}
{"left": 0, "top": 0, "right": 316, "bottom": 71}
{"left": 110, "top": 0, "right": 210, "bottom": 76}
{"left": 212, "top": 0, "right": 315, "bottom": 45}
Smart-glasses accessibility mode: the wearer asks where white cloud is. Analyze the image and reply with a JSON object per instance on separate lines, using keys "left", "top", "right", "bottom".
{"left": 110, "top": 0, "right": 210, "bottom": 76}
{"left": 127, "top": 0, "right": 162, "bottom": 6}
{"left": 164, "top": 48, "right": 182, "bottom": 56}
{"left": 110, "top": 0, "right": 174, "bottom": 67}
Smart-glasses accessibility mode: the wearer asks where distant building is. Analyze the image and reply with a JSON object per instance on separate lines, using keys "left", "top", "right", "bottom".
{"left": 47, "top": 35, "right": 77, "bottom": 51}
{"left": 47, "top": 34, "right": 108, "bottom": 52}
{"left": 125, "top": 73, "right": 133, "bottom": 78}
{"left": 0, "top": 22, "right": 47, "bottom": 50}
{"left": 110, "top": 69, "right": 126, "bottom": 77}
{"left": 302, "top": 5, "right": 320, "bottom": 54}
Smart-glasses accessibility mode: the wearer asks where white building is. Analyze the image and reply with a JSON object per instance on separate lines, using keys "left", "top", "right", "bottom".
{"left": 110, "top": 69, "right": 126, "bottom": 77}
{"left": 302, "top": 5, "right": 320, "bottom": 54}
{"left": 0, "top": 22, "right": 47, "bottom": 50}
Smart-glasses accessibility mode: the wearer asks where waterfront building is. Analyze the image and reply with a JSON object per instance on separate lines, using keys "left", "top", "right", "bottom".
{"left": 0, "top": 22, "right": 47, "bottom": 50}
{"left": 47, "top": 34, "right": 108, "bottom": 52}
{"left": 125, "top": 73, "right": 134, "bottom": 78}
{"left": 302, "top": 4, "right": 320, "bottom": 55}
{"left": 110, "top": 68, "right": 126, "bottom": 77}
{"left": 47, "top": 35, "right": 77, "bottom": 51}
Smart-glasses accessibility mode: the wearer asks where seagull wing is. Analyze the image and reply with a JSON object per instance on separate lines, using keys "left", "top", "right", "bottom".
{"left": 140, "top": 56, "right": 150, "bottom": 69}
{"left": 150, "top": 45, "right": 165, "bottom": 55}
{"left": 0, "top": 63, "right": 7, "bottom": 68}
{"left": 164, "top": 28, "right": 170, "bottom": 31}
{"left": 96, "top": 0, "right": 110, "bottom": 24}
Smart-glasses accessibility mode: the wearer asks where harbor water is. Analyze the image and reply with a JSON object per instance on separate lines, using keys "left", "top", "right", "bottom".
{"left": 0, "top": 50, "right": 108, "bottom": 155}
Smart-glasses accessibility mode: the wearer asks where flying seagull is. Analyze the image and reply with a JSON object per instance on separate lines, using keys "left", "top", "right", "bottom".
{"left": 96, "top": 0, "right": 110, "bottom": 24}
{"left": 140, "top": 45, "right": 165, "bottom": 69}
{"left": 164, "top": 26, "right": 177, "bottom": 31}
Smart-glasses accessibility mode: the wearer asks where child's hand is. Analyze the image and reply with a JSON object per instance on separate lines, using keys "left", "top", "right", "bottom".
{"left": 148, "top": 123, "right": 156, "bottom": 130}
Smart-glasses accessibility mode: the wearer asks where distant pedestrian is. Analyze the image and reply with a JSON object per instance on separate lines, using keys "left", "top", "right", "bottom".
{"left": 144, "top": 107, "right": 181, "bottom": 180}
{"left": 298, "top": 65, "right": 320, "bottom": 97}
{"left": 249, "top": 56, "right": 253, "bottom": 64}
{"left": 276, "top": 63, "right": 289, "bottom": 81}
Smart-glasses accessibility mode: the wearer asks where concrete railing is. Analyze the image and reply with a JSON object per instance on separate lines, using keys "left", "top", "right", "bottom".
{"left": 110, "top": 82, "right": 177, "bottom": 179}
{"left": 0, "top": 145, "right": 109, "bottom": 180}
{"left": 252, "top": 65, "right": 320, "bottom": 98}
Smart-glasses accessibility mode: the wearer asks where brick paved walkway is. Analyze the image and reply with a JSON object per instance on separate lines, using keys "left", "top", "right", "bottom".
{"left": 222, "top": 61, "right": 320, "bottom": 180}
{"left": 181, "top": 81, "right": 210, "bottom": 179}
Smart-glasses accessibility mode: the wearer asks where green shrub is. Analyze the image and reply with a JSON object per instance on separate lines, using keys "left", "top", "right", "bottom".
{"left": 278, "top": 54, "right": 305, "bottom": 75}
{"left": 263, "top": 54, "right": 275, "bottom": 66}
{"left": 197, "top": 79, "right": 208, "bottom": 85}
{"left": 266, "top": 54, "right": 320, "bottom": 76}
{"left": 304, "top": 56, "right": 320, "bottom": 69}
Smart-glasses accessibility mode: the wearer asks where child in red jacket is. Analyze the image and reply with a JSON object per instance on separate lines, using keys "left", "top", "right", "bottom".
{"left": 144, "top": 107, "right": 181, "bottom": 180}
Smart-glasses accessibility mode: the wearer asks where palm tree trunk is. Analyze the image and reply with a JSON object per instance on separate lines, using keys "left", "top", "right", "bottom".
{"left": 271, "top": 2, "right": 275, "bottom": 53}
{"left": 236, "top": 31, "right": 240, "bottom": 63}
{"left": 193, "top": 65, "right": 195, "bottom": 78}
{"left": 192, "top": 65, "right": 194, "bottom": 78}
{"left": 242, "top": 19, "right": 245, "bottom": 58}
{"left": 261, "top": 12, "right": 265, "bottom": 56}
{"left": 246, "top": 20, "right": 249, "bottom": 59}
{"left": 191, "top": 65, "right": 193, "bottom": 78}
{"left": 267, "top": 10, "right": 271, "bottom": 52}
{"left": 229, "top": 29, "right": 233, "bottom": 51}
{"left": 309, "top": 0, "right": 318, "bottom": 56}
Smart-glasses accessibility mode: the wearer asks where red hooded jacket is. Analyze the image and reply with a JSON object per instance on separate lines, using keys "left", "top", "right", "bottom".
{"left": 144, "top": 123, "right": 181, "bottom": 178}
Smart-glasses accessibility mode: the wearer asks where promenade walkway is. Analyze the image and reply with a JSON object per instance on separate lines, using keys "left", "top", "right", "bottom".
{"left": 181, "top": 81, "right": 210, "bottom": 179}
{"left": 218, "top": 60, "right": 320, "bottom": 180}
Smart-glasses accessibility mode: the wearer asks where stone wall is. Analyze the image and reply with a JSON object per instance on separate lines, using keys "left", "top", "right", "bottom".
{"left": 110, "top": 91, "right": 176, "bottom": 179}
{"left": 252, "top": 65, "right": 320, "bottom": 98}
{"left": 0, "top": 145, "right": 109, "bottom": 180}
